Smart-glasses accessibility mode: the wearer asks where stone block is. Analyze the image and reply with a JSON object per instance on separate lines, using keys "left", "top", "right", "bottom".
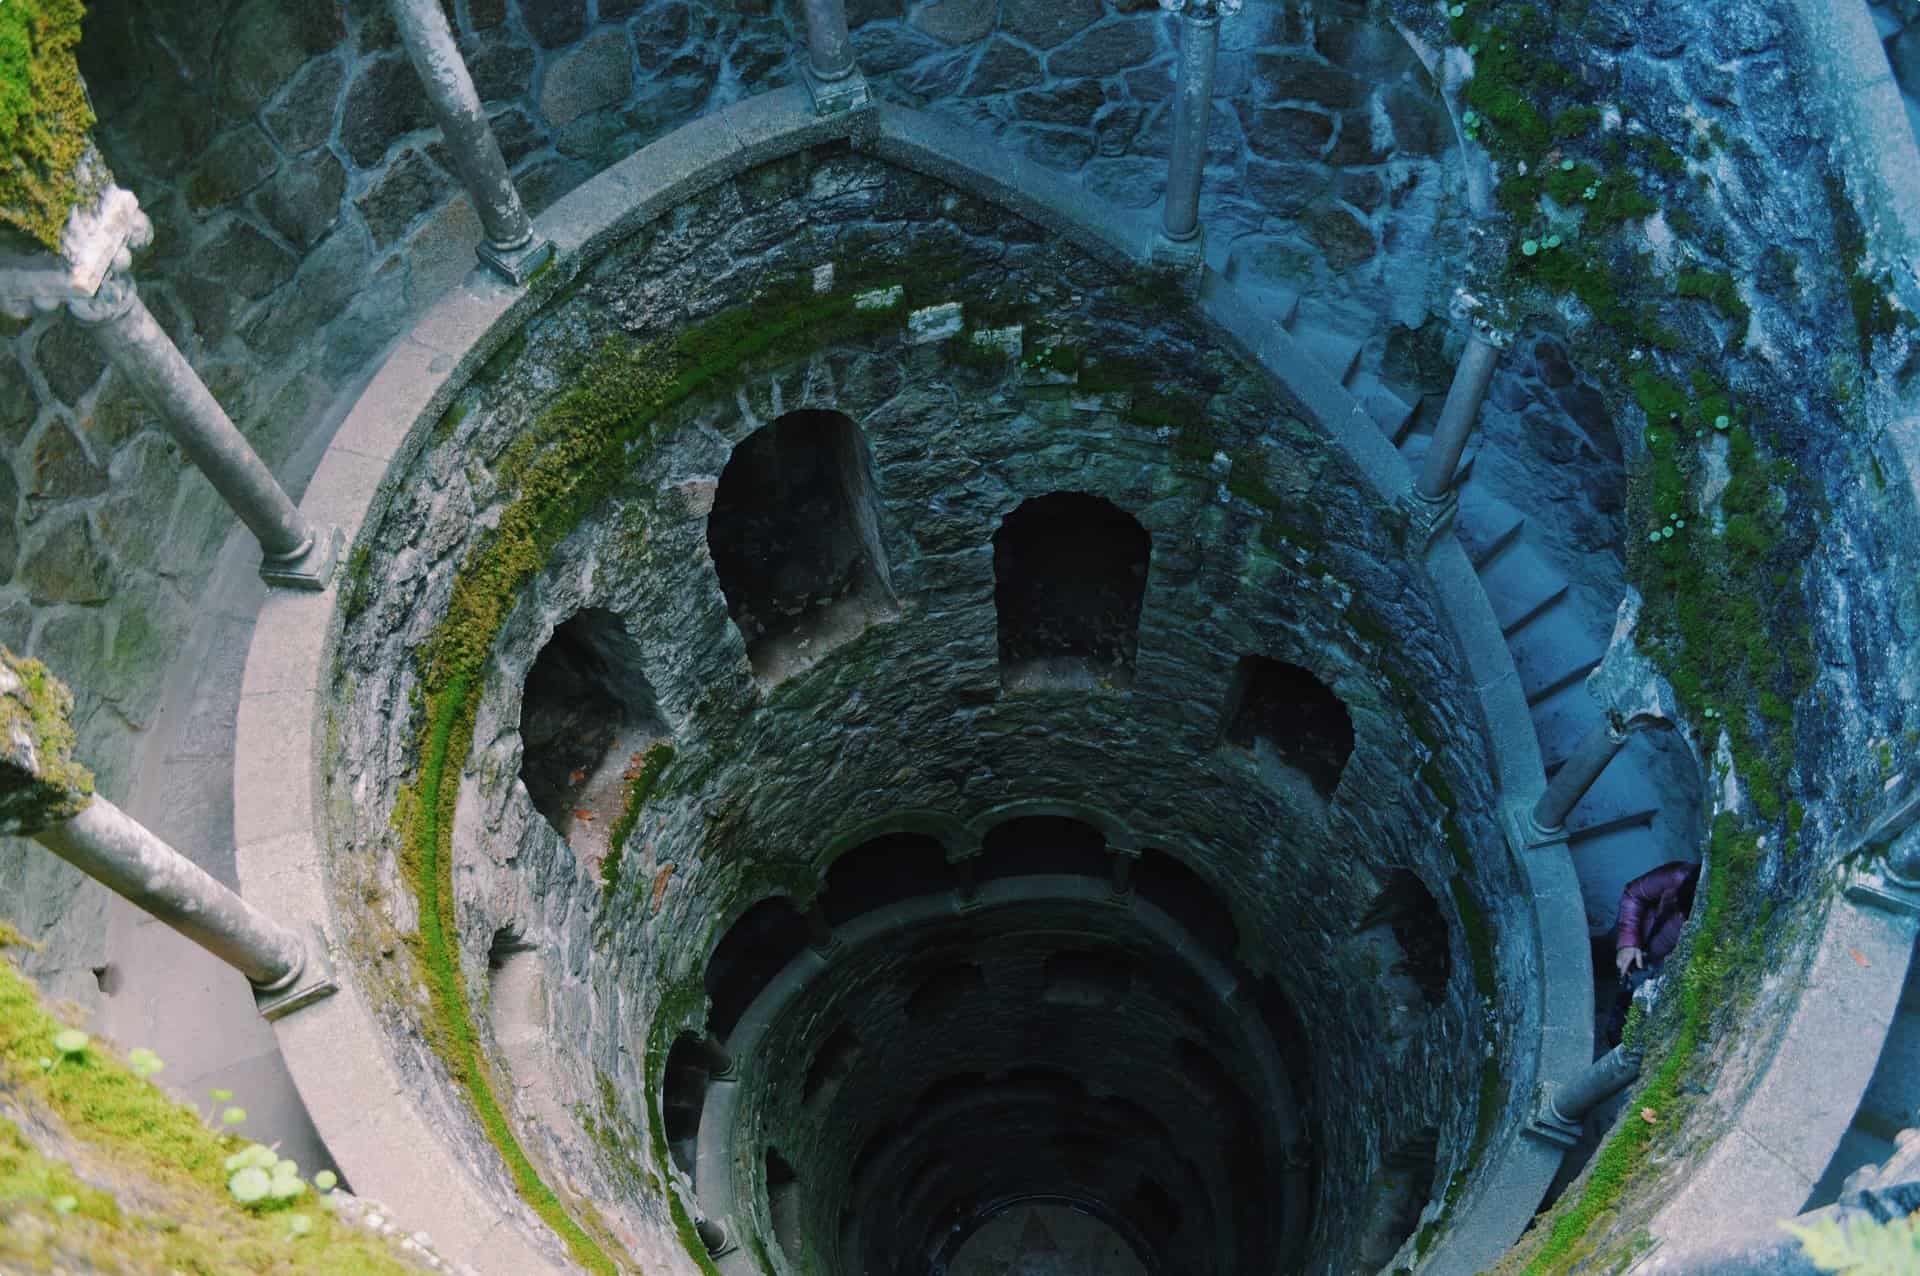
{"left": 245, "top": 226, "right": 373, "bottom": 360}
{"left": 0, "top": 461, "right": 17, "bottom": 581}
{"left": 1010, "top": 124, "right": 1095, "bottom": 172}
{"left": 1082, "top": 156, "right": 1161, "bottom": 209}
{"left": 254, "top": 148, "right": 348, "bottom": 250}
{"left": 92, "top": 435, "right": 180, "bottom": 575}
{"left": 1013, "top": 80, "right": 1105, "bottom": 128}
{"left": 264, "top": 56, "right": 348, "bottom": 154}
{"left": 541, "top": 29, "right": 637, "bottom": 126}
{"left": 521, "top": 0, "right": 588, "bottom": 47}
{"left": 355, "top": 149, "right": 453, "bottom": 249}
{"left": 459, "top": 29, "right": 537, "bottom": 105}
{"left": 847, "top": 0, "right": 903, "bottom": 25}
{"left": 964, "top": 38, "right": 1043, "bottom": 95}
{"left": 999, "top": 0, "right": 1099, "bottom": 49}
{"left": 912, "top": 0, "right": 998, "bottom": 46}
{"left": 852, "top": 22, "right": 945, "bottom": 72}
{"left": 186, "top": 125, "right": 282, "bottom": 211}
{"left": 33, "top": 316, "right": 106, "bottom": 407}
{"left": 1045, "top": 18, "right": 1158, "bottom": 77}
{"left": 339, "top": 52, "right": 433, "bottom": 169}
{"left": 1250, "top": 52, "right": 1366, "bottom": 110}
{"left": 178, "top": 220, "right": 300, "bottom": 344}
{"left": 19, "top": 509, "right": 112, "bottom": 605}
{"left": 1236, "top": 102, "right": 1334, "bottom": 162}
{"left": 24, "top": 419, "right": 107, "bottom": 513}
{"left": 215, "top": 0, "right": 346, "bottom": 118}
{"left": 0, "top": 352, "right": 36, "bottom": 448}
{"left": 1327, "top": 110, "right": 1390, "bottom": 165}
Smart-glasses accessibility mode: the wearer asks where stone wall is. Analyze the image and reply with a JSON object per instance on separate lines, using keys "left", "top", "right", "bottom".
{"left": 0, "top": 0, "right": 1458, "bottom": 992}
{"left": 324, "top": 152, "right": 1529, "bottom": 1274}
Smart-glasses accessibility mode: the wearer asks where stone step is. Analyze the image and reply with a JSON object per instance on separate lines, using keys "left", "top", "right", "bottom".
{"left": 1397, "top": 431, "right": 1480, "bottom": 488}
{"left": 1565, "top": 826, "right": 1692, "bottom": 937}
{"left": 1566, "top": 806, "right": 1658, "bottom": 843}
{"left": 1528, "top": 678, "right": 1607, "bottom": 765}
{"left": 1807, "top": 993, "right": 1920, "bottom": 1204}
{"left": 1346, "top": 369, "right": 1419, "bottom": 442}
{"left": 1225, "top": 278, "right": 1303, "bottom": 329}
{"left": 1474, "top": 541, "right": 1570, "bottom": 637}
{"left": 1287, "top": 319, "right": 1365, "bottom": 385}
{"left": 1456, "top": 490, "right": 1527, "bottom": 568}
{"left": 1509, "top": 612, "right": 1607, "bottom": 706}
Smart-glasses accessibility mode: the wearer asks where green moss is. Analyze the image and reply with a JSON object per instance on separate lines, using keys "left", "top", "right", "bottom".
{"left": 1448, "top": 875, "right": 1498, "bottom": 1000}
{"left": 391, "top": 272, "right": 939, "bottom": 1272}
{"left": 340, "top": 544, "right": 374, "bottom": 624}
{"left": 1523, "top": 816, "right": 1761, "bottom": 1275}
{"left": 431, "top": 399, "right": 470, "bottom": 444}
{"left": 0, "top": 953, "right": 420, "bottom": 1273}
{"left": 642, "top": 977, "right": 723, "bottom": 1276}
{"left": 600, "top": 741, "right": 674, "bottom": 894}
{"left": 0, "top": 0, "right": 93, "bottom": 250}
{"left": 0, "top": 647, "right": 96, "bottom": 829}
{"left": 1673, "top": 269, "right": 1751, "bottom": 329}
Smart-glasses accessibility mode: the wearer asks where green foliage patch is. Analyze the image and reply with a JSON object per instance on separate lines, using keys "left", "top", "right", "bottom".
{"left": 0, "top": 0, "right": 93, "bottom": 250}
{"left": 0, "top": 953, "right": 419, "bottom": 1273}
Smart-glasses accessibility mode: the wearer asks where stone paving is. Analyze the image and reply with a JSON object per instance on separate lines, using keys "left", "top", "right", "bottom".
{"left": 946, "top": 1205, "right": 1149, "bottom": 1276}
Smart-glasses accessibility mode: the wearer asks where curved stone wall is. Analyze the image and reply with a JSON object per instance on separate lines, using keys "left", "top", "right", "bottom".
{"left": 265, "top": 100, "right": 1565, "bottom": 1274}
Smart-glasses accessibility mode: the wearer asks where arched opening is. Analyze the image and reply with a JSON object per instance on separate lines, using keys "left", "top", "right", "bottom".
{"left": 1357, "top": 869, "right": 1452, "bottom": 1007}
{"left": 704, "top": 898, "right": 811, "bottom": 1040}
{"left": 904, "top": 962, "right": 987, "bottom": 1023}
{"left": 1351, "top": 1128, "right": 1439, "bottom": 1272}
{"left": 661, "top": 1033, "right": 721, "bottom": 1181}
{"left": 977, "top": 815, "right": 1110, "bottom": 880}
{"left": 1043, "top": 949, "right": 1132, "bottom": 1007}
{"left": 1134, "top": 848, "right": 1241, "bottom": 966}
{"left": 706, "top": 408, "right": 896, "bottom": 682}
{"left": 803, "top": 1022, "right": 861, "bottom": 1116}
{"left": 821, "top": 831, "right": 957, "bottom": 925}
{"left": 518, "top": 608, "right": 666, "bottom": 875}
{"left": 992, "top": 491, "right": 1151, "bottom": 691}
{"left": 764, "top": 1147, "right": 804, "bottom": 1265}
{"left": 1221, "top": 655, "right": 1356, "bottom": 797}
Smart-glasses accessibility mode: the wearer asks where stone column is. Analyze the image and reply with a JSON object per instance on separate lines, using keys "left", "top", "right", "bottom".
{"left": 69, "top": 275, "right": 341, "bottom": 589}
{"left": 1531, "top": 715, "right": 1631, "bottom": 836}
{"left": 1154, "top": 0, "right": 1234, "bottom": 268}
{"left": 1525, "top": 590, "right": 1678, "bottom": 843}
{"left": 795, "top": 0, "right": 868, "bottom": 113}
{"left": 690, "top": 1034, "right": 737, "bottom": 1079}
{"left": 0, "top": 651, "right": 334, "bottom": 1018}
{"left": 1110, "top": 852, "right": 1135, "bottom": 898}
{"left": 1415, "top": 332, "right": 1503, "bottom": 501}
{"left": 1, "top": 178, "right": 340, "bottom": 590}
{"left": 1548, "top": 1044, "right": 1643, "bottom": 1123}
{"left": 390, "top": 0, "right": 553, "bottom": 284}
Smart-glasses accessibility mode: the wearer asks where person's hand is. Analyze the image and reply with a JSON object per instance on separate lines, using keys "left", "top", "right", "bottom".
{"left": 1616, "top": 946, "right": 1644, "bottom": 977}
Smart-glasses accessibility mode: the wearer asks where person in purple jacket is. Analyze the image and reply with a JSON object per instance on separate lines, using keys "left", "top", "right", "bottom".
{"left": 1604, "top": 860, "right": 1701, "bottom": 1045}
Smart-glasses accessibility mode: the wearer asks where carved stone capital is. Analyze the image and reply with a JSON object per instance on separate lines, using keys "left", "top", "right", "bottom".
{"left": 0, "top": 159, "right": 152, "bottom": 321}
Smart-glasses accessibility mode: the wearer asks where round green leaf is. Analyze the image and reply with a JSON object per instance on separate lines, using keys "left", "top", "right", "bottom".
{"left": 51, "top": 1194, "right": 77, "bottom": 1215}
{"left": 287, "top": 1214, "right": 314, "bottom": 1238}
{"left": 1521, "top": 239, "right": 1539, "bottom": 257}
{"left": 229, "top": 1167, "right": 272, "bottom": 1204}
{"left": 52, "top": 1029, "right": 87, "bottom": 1057}
{"left": 221, "top": 1106, "right": 248, "bottom": 1127}
{"left": 314, "top": 1170, "right": 338, "bottom": 1192}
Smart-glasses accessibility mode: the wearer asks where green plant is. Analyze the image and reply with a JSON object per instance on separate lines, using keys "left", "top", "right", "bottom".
{"left": 0, "top": 0, "right": 94, "bottom": 249}
{"left": 1785, "top": 1212, "right": 1920, "bottom": 1275}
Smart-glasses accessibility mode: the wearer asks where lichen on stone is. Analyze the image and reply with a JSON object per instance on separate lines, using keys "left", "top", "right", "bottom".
{"left": 0, "top": 0, "right": 96, "bottom": 251}
{"left": 0, "top": 645, "right": 95, "bottom": 836}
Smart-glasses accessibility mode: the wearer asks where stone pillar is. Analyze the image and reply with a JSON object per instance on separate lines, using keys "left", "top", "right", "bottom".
{"left": 69, "top": 275, "right": 340, "bottom": 589}
{"left": 1548, "top": 1044, "right": 1643, "bottom": 1124}
{"left": 1153, "top": 0, "right": 1233, "bottom": 270}
{"left": 1110, "top": 852, "right": 1135, "bottom": 898}
{"left": 1, "top": 178, "right": 340, "bottom": 590}
{"left": 1531, "top": 715, "right": 1631, "bottom": 836}
{"left": 1415, "top": 332, "right": 1503, "bottom": 501}
{"left": 0, "top": 651, "right": 334, "bottom": 1018}
{"left": 1523, "top": 590, "right": 1678, "bottom": 844}
{"left": 390, "top": 0, "right": 553, "bottom": 284}
{"left": 795, "top": 0, "right": 868, "bottom": 113}
{"left": 691, "top": 1034, "right": 737, "bottom": 1079}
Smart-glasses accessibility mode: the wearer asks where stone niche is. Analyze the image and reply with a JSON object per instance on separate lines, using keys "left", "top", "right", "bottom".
{"left": 326, "top": 146, "right": 1533, "bottom": 1275}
